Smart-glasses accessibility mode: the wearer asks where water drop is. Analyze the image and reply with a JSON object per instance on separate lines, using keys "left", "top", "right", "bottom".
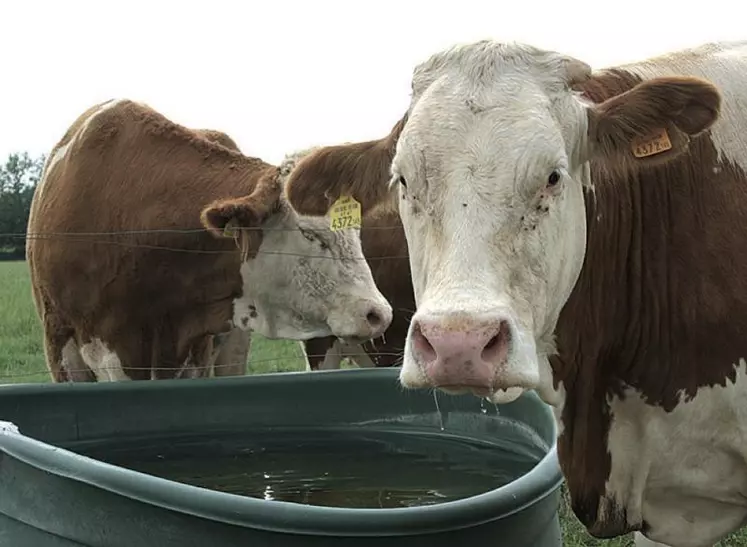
{"left": 433, "top": 390, "right": 445, "bottom": 431}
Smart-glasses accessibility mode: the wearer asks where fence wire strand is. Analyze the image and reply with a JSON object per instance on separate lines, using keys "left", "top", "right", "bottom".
{"left": 2, "top": 228, "right": 410, "bottom": 260}
{"left": 0, "top": 352, "right": 405, "bottom": 382}
{"left": 7, "top": 224, "right": 402, "bottom": 236}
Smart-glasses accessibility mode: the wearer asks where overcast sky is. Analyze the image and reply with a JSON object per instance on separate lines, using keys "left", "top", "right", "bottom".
{"left": 2, "top": 0, "right": 745, "bottom": 165}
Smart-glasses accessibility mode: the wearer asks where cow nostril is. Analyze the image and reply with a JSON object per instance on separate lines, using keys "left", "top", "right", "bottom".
{"left": 366, "top": 310, "right": 383, "bottom": 328}
{"left": 412, "top": 322, "right": 437, "bottom": 362}
{"left": 481, "top": 321, "right": 511, "bottom": 362}
{"left": 484, "top": 334, "right": 499, "bottom": 351}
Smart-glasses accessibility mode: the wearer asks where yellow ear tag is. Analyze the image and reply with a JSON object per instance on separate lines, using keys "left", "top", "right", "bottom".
{"left": 631, "top": 128, "right": 672, "bottom": 158}
{"left": 329, "top": 196, "right": 362, "bottom": 232}
{"left": 223, "top": 220, "right": 238, "bottom": 238}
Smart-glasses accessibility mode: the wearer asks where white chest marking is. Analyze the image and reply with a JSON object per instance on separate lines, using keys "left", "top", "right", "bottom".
{"left": 604, "top": 358, "right": 747, "bottom": 546}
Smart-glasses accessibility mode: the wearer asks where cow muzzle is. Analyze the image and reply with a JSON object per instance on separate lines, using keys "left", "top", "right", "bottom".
{"left": 402, "top": 309, "right": 539, "bottom": 402}
{"left": 327, "top": 298, "right": 393, "bottom": 344}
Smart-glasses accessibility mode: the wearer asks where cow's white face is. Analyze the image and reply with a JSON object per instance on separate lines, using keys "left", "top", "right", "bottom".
{"left": 378, "top": 41, "right": 719, "bottom": 403}
{"left": 235, "top": 206, "right": 393, "bottom": 343}
{"left": 202, "top": 148, "right": 393, "bottom": 344}
{"left": 283, "top": 40, "right": 719, "bottom": 403}
{"left": 391, "top": 43, "right": 591, "bottom": 402}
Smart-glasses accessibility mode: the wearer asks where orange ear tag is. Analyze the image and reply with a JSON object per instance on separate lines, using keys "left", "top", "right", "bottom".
{"left": 631, "top": 128, "right": 672, "bottom": 158}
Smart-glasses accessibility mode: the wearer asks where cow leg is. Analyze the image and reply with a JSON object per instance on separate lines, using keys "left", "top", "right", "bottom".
{"left": 318, "top": 340, "right": 345, "bottom": 370}
{"left": 298, "top": 341, "right": 312, "bottom": 371}
{"left": 61, "top": 338, "right": 96, "bottom": 382}
{"left": 633, "top": 533, "right": 674, "bottom": 547}
{"left": 79, "top": 339, "right": 131, "bottom": 382}
{"left": 40, "top": 329, "right": 69, "bottom": 383}
{"left": 176, "top": 335, "right": 214, "bottom": 379}
{"left": 39, "top": 312, "right": 75, "bottom": 382}
{"left": 213, "top": 328, "right": 251, "bottom": 377}
{"left": 338, "top": 341, "right": 375, "bottom": 368}
{"left": 302, "top": 337, "right": 338, "bottom": 371}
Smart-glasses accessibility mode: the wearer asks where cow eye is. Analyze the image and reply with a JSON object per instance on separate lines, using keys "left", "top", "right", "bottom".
{"left": 301, "top": 228, "right": 330, "bottom": 251}
{"left": 547, "top": 170, "right": 561, "bottom": 186}
{"left": 398, "top": 176, "right": 407, "bottom": 188}
{"left": 300, "top": 229, "right": 314, "bottom": 242}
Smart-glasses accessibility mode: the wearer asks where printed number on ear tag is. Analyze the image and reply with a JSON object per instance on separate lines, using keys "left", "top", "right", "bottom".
{"left": 329, "top": 196, "right": 362, "bottom": 232}
{"left": 632, "top": 128, "right": 672, "bottom": 158}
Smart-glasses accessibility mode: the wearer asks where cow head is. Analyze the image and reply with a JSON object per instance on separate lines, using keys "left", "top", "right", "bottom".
{"left": 284, "top": 41, "right": 720, "bottom": 403}
{"left": 201, "top": 148, "right": 393, "bottom": 343}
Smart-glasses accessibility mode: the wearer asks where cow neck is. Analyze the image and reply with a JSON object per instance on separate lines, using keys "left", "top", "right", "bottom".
{"left": 549, "top": 67, "right": 747, "bottom": 531}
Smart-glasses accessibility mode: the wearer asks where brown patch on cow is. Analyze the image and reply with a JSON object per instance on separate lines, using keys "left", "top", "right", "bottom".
{"left": 27, "top": 99, "right": 276, "bottom": 382}
{"left": 553, "top": 68, "right": 744, "bottom": 537}
{"left": 285, "top": 114, "right": 408, "bottom": 217}
{"left": 581, "top": 72, "right": 721, "bottom": 177}
{"left": 305, "top": 209, "right": 413, "bottom": 369}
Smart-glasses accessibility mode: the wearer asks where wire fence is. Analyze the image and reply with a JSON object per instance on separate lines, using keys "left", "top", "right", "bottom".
{"left": 0, "top": 351, "right": 405, "bottom": 383}
{"left": 3, "top": 227, "right": 411, "bottom": 260}
{"left": 0, "top": 225, "right": 411, "bottom": 385}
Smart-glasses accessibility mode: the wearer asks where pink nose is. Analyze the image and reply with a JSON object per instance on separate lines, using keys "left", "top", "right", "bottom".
{"left": 410, "top": 314, "right": 512, "bottom": 393}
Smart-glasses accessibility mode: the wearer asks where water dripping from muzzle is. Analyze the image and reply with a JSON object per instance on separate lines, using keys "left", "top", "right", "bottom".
{"left": 480, "top": 397, "right": 502, "bottom": 416}
{"left": 432, "top": 391, "right": 445, "bottom": 431}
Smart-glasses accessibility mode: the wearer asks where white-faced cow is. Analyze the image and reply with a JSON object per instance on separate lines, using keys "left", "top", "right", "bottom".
{"left": 302, "top": 208, "right": 414, "bottom": 371}
{"left": 27, "top": 98, "right": 392, "bottom": 383}
{"left": 282, "top": 41, "right": 747, "bottom": 547}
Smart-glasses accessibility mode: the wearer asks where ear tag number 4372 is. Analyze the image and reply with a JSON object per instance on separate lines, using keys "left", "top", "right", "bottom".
{"left": 329, "top": 196, "right": 362, "bottom": 231}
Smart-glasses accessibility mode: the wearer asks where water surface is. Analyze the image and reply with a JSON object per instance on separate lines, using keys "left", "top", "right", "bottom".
{"left": 79, "top": 423, "right": 546, "bottom": 509}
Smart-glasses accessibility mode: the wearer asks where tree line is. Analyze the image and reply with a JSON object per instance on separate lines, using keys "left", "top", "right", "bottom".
{"left": 0, "top": 152, "right": 46, "bottom": 259}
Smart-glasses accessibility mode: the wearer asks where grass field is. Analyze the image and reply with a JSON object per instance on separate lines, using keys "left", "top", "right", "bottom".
{"left": 1, "top": 259, "right": 744, "bottom": 546}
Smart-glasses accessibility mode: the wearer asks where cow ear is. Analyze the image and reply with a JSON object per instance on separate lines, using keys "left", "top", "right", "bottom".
{"left": 200, "top": 168, "right": 281, "bottom": 239}
{"left": 586, "top": 76, "right": 721, "bottom": 174}
{"left": 200, "top": 196, "right": 265, "bottom": 238}
{"left": 284, "top": 114, "right": 407, "bottom": 217}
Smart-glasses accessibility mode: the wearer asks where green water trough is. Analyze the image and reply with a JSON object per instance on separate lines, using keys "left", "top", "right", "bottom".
{"left": 0, "top": 368, "right": 564, "bottom": 546}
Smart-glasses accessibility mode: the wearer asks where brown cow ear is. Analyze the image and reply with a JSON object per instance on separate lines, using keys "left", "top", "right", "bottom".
{"left": 586, "top": 76, "right": 721, "bottom": 173}
{"left": 284, "top": 114, "right": 407, "bottom": 217}
{"left": 200, "top": 196, "right": 266, "bottom": 238}
{"left": 200, "top": 168, "right": 282, "bottom": 239}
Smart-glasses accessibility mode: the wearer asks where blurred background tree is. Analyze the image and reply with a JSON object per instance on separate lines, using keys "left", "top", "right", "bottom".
{"left": 0, "top": 152, "right": 46, "bottom": 259}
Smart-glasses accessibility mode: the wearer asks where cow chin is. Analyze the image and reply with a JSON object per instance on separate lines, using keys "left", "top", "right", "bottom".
{"left": 434, "top": 384, "right": 526, "bottom": 404}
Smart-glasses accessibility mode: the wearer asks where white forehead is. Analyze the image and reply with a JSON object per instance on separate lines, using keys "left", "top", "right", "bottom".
{"left": 410, "top": 41, "right": 572, "bottom": 100}
{"left": 393, "top": 41, "right": 590, "bottom": 185}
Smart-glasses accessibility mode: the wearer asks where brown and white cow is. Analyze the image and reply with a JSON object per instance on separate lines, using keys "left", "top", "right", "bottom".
{"left": 283, "top": 41, "right": 747, "bottom": 547}
{"left": 27, "top": 98, "right": 392, "bottom": 383}
{"left": 41, "top": 126, "right": 253, "bottom": 383}
{"left": 302, "top": 209, "right": 414, "bottom": 370}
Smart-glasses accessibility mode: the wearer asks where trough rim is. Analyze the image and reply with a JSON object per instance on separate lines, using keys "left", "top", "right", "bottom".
{"left": 0, "top": 368, "right": 564, "bottom": 537}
